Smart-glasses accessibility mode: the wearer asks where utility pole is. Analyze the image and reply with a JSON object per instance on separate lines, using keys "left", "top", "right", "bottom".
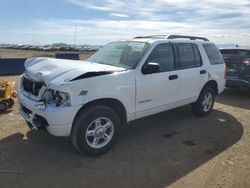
{"left": 74, "top": 24, "right": 77, "bottom": 46}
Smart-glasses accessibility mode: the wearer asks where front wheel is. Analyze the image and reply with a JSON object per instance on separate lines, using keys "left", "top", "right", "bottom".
{"left": 192, "top": 87, "right": 215, "bottom": 117}
{"left": 71, "top": 105, "right": 121, "bottom": 156}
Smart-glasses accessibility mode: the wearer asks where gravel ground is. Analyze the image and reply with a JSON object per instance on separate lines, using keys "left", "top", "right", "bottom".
{"left": 0, "top": 75, "right": 249, "bottom": 188}
{"left": 0, "top": 49, "right": 249, "bottom": 187}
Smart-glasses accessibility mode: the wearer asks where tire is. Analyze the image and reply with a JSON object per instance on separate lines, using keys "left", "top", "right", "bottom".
{"left": 0, "top": 101, "right": 8, "bottom": 112}
{"left": 192, "top": 87, "right": 215, "bottom": 117}
{"left": 7, "top": 98, "right": 14, "bottom": 108}
{"left": 71, "top": 105, "right": 121, "bottom": 156}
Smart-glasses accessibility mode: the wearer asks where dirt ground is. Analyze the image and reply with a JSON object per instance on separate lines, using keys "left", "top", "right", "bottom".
{"left": 0, "top": 51, "right": 250, "bottom": 187}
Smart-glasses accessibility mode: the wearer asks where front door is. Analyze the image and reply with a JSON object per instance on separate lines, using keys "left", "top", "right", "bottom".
{"left": 136, "top": 43, "right": 180, "bottom": 119}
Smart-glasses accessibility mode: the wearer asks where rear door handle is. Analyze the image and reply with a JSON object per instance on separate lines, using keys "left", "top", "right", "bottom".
{"left": 169, "top": 75, "right": 178, "bottom": 80}
{"left": 200, "top": 70, "right": 207, "bottom": 74}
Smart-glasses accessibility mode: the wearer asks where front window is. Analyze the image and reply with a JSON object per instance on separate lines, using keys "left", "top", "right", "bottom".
{"left": 145, "top": 43, "right": 175, "bottom": 72}
{"left": 88, "top": 41, "right": 149, "bottom": 69}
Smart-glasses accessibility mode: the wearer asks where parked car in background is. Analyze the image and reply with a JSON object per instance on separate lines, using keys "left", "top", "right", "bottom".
{"left": 220, "top": 48, "right": 250, "bottom": 88}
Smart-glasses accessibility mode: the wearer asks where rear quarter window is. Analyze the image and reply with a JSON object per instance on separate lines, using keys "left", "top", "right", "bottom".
{"left": 203, "top": 44, "right": 224, "bottom": 65}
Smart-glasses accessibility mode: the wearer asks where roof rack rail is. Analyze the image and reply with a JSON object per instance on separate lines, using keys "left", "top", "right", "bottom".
{"left": 134, "top": 35, "right": 167, "bottom": 39}
{"left": 167, "top": 35, "right": 209, "bottom": 41}
{"left": 134, "top": 34, "right": 209, "bottom": 41}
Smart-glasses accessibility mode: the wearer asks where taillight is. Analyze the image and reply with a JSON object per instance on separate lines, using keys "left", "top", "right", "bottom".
{"left": 242, "top": 60, "right": 250, "bottom": 66}
{"left": 224, "top": 66, "right": 227, "bottom": 79}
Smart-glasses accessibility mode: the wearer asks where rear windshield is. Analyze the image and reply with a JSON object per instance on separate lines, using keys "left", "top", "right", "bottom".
{"left": 220, "top": 49, "right": 250, "bottom": 57}
{"left": 203, "top": 44, "right": 224, "bottom": 65}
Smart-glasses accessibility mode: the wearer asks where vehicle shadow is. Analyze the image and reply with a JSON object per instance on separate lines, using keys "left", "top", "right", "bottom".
{"left": 0, "top": 109, "right": 14, "bottom": 115}
{"left": 216, "top": 88, "right": 250, "bottom": 110}
{"left": 0, "top": 107, "right": 243, "bottom": 188}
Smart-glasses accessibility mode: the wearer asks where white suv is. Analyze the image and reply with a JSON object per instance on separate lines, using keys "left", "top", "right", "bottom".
{"left": 18, "top": 35, "right": 226, "bottom": 155}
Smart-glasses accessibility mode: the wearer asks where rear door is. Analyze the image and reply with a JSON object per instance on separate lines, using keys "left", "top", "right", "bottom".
{"left": 174, "top": 43, "right": 207, "bottom": 104}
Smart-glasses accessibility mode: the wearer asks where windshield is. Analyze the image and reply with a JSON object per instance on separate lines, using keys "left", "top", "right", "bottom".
{"left": 88, "top": 42, "right": 149, "bottom": 69}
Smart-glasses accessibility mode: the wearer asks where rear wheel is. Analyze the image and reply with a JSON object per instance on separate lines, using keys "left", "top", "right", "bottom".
{"left": 192, "top": 87, "right": 215, "bottom": 117}
{"left": 71, "top": 105, "right": 121, "bottom": 156}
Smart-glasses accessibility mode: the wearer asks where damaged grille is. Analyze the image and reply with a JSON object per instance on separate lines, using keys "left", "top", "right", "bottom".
{"left": 23, "top": 77, "right": 44, "bottom": 96}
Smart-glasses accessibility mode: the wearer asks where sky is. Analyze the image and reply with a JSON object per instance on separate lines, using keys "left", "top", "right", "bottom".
{"left": 0, "top": 0, "right": 249, "bottom": 46}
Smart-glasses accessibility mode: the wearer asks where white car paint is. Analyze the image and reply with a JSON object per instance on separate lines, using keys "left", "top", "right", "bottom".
{"left": 24, "top": 57, "right": 125, "bottom": 86}
{"left": 18, "top": 37, "right": 226, "bottom": 137}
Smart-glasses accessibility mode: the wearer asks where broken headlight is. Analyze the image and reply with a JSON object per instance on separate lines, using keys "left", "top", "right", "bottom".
{"left": 43, "top": 89, "right": 71, "bottom": 106}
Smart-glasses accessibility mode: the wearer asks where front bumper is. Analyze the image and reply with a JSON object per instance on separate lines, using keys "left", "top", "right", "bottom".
{"left": 226, "top": 76, "right": 250, "bottom": 88}
{"left": 18, "top": 91, "right": 81, "bottom": 136}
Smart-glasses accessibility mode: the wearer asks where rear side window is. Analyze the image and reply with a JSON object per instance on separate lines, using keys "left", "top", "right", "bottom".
{"left": 203, "top": 44, "right": 224, "bottom": 65}
{"left": 176, "top": 43, "right": 199, "bottom": 69}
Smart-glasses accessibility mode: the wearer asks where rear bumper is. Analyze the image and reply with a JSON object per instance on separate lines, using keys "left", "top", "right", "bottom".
{"left": 226, "top": 76, "right": 250, "bottom": 88}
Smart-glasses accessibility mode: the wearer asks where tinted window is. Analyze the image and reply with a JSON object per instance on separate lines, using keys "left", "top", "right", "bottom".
{"left": 220, "top": 49, "right": 250, "bottom": 57}
{"left": 146, "top": 43, "right": 175, "bottom": 72}
{"left": 176, "top": 43, "right": 196, "bottom": 69}
{"left": 203, "top": 44, "right": 224, "bottom": 65}
{"left": 193, "top": 44, "right": 202, "bottom": 67}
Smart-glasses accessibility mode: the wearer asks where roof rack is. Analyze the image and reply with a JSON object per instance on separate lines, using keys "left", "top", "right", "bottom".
{"left": 167, "top": 35, "right": 209, "bottom": 41}
{"left": 134, "top": 34, "right": 209, "bottom": 41}
{"left": 134, "top": 35, "right": 167, "bottom": 39}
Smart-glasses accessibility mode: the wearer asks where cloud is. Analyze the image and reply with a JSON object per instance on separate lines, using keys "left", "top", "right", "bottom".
{"left": 2, "top": 0, "right": 249, "bottom": 45}
{"left": 242, "top": 33, "right": 250, "bottom": 37}
{"left": 68, "top": 0, "right": 126, "bottom": 11}
{"left": 212, "top": 34, "right": 233, "bottom": 38}
{"left": 8, "top": 17, "right": 246, "bottom": 45}
{"left": 110, "top": 13, "right": 129, "bottom": 18}
{"left": 67, "top": 0, "right": 250, "bottom": 28}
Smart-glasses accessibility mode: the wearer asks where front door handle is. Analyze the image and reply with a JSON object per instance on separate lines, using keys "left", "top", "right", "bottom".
{"left": 200, "top": 70, "right": 207, "bottom": 74}
{"left": 169, "top": 75, "right": 178, "bottom": 80}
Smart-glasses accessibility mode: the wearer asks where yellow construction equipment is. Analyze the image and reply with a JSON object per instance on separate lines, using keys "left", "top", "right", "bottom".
{"left": 0, "top": 81, "right": 17, "bottom": 112}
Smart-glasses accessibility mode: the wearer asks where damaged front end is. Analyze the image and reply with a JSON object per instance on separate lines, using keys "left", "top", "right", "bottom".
{"left": 19, "top": 73, "right": 76, "bottom": 134}
{"left": 21, "top": 74, "right": 71, "bottom": 108}
{"left": 18, "top": 57, "right": 126, "bottom": 136}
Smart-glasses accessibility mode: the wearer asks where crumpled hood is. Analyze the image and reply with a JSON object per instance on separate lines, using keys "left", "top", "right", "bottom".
{"left": 24, "top": 57, "right": 125, "bottom": 85}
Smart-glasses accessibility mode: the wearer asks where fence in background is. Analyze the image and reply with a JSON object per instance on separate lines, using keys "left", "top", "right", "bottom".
{"left": 0, "top": 53, "right": 81, "bottom": 75}
{"left": 0, "top": 58, "right": 27, "bottom": 75}
{"left": 55, "top": 53, "right": 80, "bottom": 60}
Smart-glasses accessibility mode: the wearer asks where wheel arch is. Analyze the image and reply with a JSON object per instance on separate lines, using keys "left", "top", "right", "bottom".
{"left": 201, "top": 80, "right": 219, "bottom": 95}
{"left": 73, "top": 98, "right": 127, "bottom": 125}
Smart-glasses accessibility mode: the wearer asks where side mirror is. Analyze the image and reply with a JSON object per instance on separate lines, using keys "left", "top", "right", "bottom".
{"left": 142, "top": 62, "right": 160, "bottom": 74}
